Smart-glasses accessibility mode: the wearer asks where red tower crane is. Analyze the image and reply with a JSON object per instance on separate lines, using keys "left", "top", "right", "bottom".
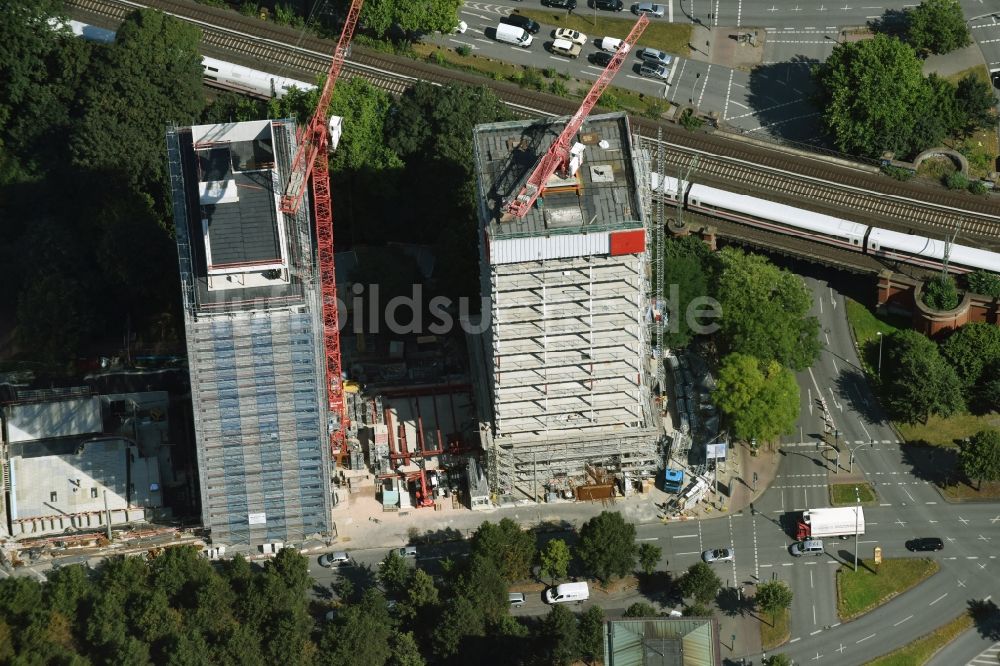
{"left": 502, "top": 14, "right": 650, "bottom": 218}
{"left": 279, "top": 0, "right": 365, "bottom": 462}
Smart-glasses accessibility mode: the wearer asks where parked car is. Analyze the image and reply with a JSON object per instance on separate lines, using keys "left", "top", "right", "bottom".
{"left": 508, "top": 592, "right": 526, "bottom": 607}
{"left": 638, "top": 47, "right": 672, "bottom": 65}
{"left": 318, "top": 551, "right": 351, "bottom": 567}
{"left": 554, "top": 28, "right": 588, "bottom": 45}
{"left": 398, "top": 546, "right": 418, "bottom": 558}
{"left": 543, "top": 0, "right": 578, "bottom": 7}
{"left": 589, "top": 51, "right": 614, "bottom": 66}
{"left": 639, "top": 63, "right": 670, "bottom": 79}
{"left": 550, "top": 38, "right": 582, "bottom": 58}
{"left": 632, "top": 1, "right": 665, "bottom": 16}
{"left": 906, "top": 537, "right": 944, "bottom": 552}
{"left": 790, "top": 539, "right": 825, "bottom": 556}
{"left": 453, "top": 21, "right": 467, "bottom": 34}
{"left": 500, "top": 13, "right": 541, "bottom": 34}
{"left": 599, "top": 36, "right": 625, "bottom": 52}
{"left": 702, "top": 548, "right": 734, "bottom": 563}
{"left": 594, "top": 0, "right": 625, "bottom": 10}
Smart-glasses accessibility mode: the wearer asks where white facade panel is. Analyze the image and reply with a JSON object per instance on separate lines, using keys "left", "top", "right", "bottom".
{"left": 490, "top": 232, "right": 610, "bottom": 265}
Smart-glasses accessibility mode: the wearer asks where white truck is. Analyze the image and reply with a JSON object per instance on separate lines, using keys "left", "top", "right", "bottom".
{"left": 495, "top": 23, "right": 533, "bottom": 48}
{"left": 795, "top": 507, "right": 865, "bottom": 540}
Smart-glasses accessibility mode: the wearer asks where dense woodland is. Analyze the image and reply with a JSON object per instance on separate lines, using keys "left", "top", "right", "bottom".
{"left": 0, "top": 0, "right": 507, "bottom": 370}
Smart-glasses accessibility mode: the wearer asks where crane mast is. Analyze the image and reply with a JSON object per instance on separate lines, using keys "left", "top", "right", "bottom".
{"left": 502, "top": 14, "right": 650, "bottom": 218}
{"left": 279, "top": 0, "right": 364, "bottom": 461}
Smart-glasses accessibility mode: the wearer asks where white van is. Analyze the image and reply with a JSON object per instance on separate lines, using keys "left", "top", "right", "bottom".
{"left": 544, "top": 581, "right": 590, "bottom": 604}
{"left": 496, "top": 23, "right": 533, "bottom": 48}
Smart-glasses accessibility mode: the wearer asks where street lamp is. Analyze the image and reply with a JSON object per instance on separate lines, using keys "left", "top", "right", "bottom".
{"left": 690, "top": 72, "right": 700, "bottom": 105}
{"left": 876, "top": 331, "right": 884, "bottom": 377}
{"left": 853, "top": 486, "right": 861, "bottom": 572}
{"left": 848, "top": 440, "right": 868, "bottom": 475}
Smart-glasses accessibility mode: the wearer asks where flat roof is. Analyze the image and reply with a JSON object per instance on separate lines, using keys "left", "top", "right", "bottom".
{"left": 4, "top": 396, "right": 102, "bottom": 443}
{"left": 473, "top": 112, "right": 641, "bottom": 239}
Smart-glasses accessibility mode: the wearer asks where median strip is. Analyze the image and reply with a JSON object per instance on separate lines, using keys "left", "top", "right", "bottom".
{"left": 837, "top": 558, "right": 940, "bottom": 621}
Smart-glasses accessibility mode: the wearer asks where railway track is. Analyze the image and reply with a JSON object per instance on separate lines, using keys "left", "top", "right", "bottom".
{"left": 67, "top": 0, "right": 1000, "bottom": 250}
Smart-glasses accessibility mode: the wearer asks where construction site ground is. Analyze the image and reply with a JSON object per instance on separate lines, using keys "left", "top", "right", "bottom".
{"left": 332, "top": 439, "right": 781, "bottom": 551}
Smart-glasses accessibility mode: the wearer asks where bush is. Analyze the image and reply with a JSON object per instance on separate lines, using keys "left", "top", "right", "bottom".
{"left": 600, "top": 91, "right": 622, "bottom": 111}
{"left": 455, "top": 45, "right": 471, "bottom": 57}
{"left": 679, "top": 108, "right": 704, "bottom": 130}
{"left": 881, "top": 163, "right": 915, "bottom": 180}
{"left": 239, "top": 1, "right": 258, "bottom": 16}
{"left": 944, "top": 171, "right": 969, "bottom": 190}
{"left": 543, "top": 68, "right": 556, "bottom": 79}
{"left": 519, "top": 68, "right": 544, "bottom": 91}
{"left": 968, "top": 180, "right": 988, "bottom": 195}
{"left": 430, "top": 50, "right": 446, "bottom": 65}
{"left": 644, "top": 100, "right": 668, "bottom": 119}
{"left": 923, "top": 274, "right": 961, "bottom": 310}
{"left": 549, "top": 80, "right": 569, "bottom": 97}
{"left": 966, "top": 269, "right": 1000, "bottom": 297}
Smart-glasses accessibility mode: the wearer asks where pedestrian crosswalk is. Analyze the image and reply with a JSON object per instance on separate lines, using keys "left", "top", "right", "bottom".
{"left": 966, "top": 641, "right": 1000, "bottom": 665}
{"left": 782, "top": 440, "right": 901, "bottom": 447}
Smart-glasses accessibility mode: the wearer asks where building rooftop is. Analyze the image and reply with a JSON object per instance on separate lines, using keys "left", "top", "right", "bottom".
{"left": 3, "top": 396, "right": 102, "bottom": 443}
{"left": 604, "top": 617, "right": 720, "bottom": 666}
{"left": 473, "top": 112, "right": 643, "bottom": 240}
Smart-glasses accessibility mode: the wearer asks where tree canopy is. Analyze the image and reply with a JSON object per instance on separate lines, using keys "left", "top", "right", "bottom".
{"left": 941, "top": 322, "right": 1000, "bottom": 394}
{"left": 714, "top": 248, "right": 820, "bottom": 370}
{"left": 713, "top": 353, "right": 800, "bottom": 442}
{"left": 539, "top": 538, "right": 572, "bottom": 584}
{"left": 360, "top": 0, "right": 464, "bottom": 39}
{"left": 637, "top": 543, "right": 664, "bottom": 576}
{"left": 679, "top": 562, "right": 721, "bottom": 604}
{"left": 959, "top": 429, "right": 1000, "bottom": 490}
{"left": 904, "top": 0, "right": 971, "bottom": 55}
{"left": 881, "top": 330, "right": 965, "bottom": 423}
{"left": 813, "top": 35, "right": 931, "bottom": 157}
{"left": 967, "top": 270, "right": 1000, "bottom": 298}
{"left": 576, "top": 511, "right": 638, "bottom": 583}
{"left": 755, "top": 580, "right": 794, "bottom": 625}
{"left": 470, "top": 518, "right": 536, "bottom": 582}
{"left": 661, "top": 236, "right": 717, "bottom": 348}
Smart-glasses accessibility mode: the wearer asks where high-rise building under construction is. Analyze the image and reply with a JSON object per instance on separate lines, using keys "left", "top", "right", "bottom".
{"left": 470, "top": 112, "right": 661, "bottom": 501}
{"left": 166, "top": 119, "right": 332, "bottom": 548}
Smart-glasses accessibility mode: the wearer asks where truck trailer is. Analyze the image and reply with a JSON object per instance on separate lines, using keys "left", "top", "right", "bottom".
{"left": 795, "top": 507, "right": 865, "bottom": 539}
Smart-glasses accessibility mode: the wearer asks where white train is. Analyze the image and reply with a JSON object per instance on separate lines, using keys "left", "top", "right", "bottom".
{"left": 63, "top": 19, "right": 316, "bottom": 99}
{"left": 652, "top": 173, "right": 1000, "bottom": 274}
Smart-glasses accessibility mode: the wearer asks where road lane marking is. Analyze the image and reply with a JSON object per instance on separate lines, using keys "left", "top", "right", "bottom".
{"left": 790, "top": 637, "right": 801, "bottom": 643}
{"left": 857, "top": 633, "right": 876, "bottom": 643}
{"left": 926, "top": 501, "right": 937, "bottom": 505}
{"left": 677, "top": 551, "right": 700, "bottom": 555}
{"left": 959, "top": 516, "right": 970, "bottom": 525}
{"left": 811, "top": 628, "right": 822, "bottom": 635}
{"left": 810, "top": 569, "right": 814, "bottom": 588}
{"left": 929, "top": 593, "right": 948, "bottom": 605}
{"left": 894, "top": 615, "right": 912, "bottom": 626}
{"left": 637, "top": 537, "right": 660, "bottom": 541}
{"left": 813, "top": 604, "right": 816, "bottom": 624}
{"left": 902, "top": 487, "right": 915, "bottom": 501}
{"left": 782, "top": 562, "right": 793, "bottom": 566}
{"left": 722, "top": 69, "right": 734, "bottom": 120}
{"left": 673, "top": 534, "right": 698, "bottom": 538}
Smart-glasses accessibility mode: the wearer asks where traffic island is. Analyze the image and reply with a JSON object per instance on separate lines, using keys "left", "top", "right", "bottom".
{"left": 759, "top": 607, "right": 791, "bottom": 651}
{"left": 836, "top": 558, "right": 939, "bottom": 621}
{"left": 864, "top": 611, "right": 974, "bottom": 665}
{"left": 829, "top": 483, "right": 877, "bottom": 506}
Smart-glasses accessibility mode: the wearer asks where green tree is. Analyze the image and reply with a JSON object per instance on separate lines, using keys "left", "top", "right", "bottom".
{"left": 755, "top": 580, "right": 794, "bottom": 626}
{"left": 431, "top": 595, "right": 484, "bottom": 659}
{"left": 714, "top": 248, "right": 821, "bottom": 370}
{"left": 959, "top": 429, "right": 1000, "bottom": 490}
{"left": 454, "top": 554, "right": 509, "bottom": 625}
{"left": 470, "top": 518, "right": 536, "bottom": 582}
{"left": 623, "top": 602, "right": 660, "bottom": 617}
{"left": 813, "top": 35, "right": 930, "bottom": 157}
{"left": 882, "top": 330, "right": 965, "bottom": 422}
{"left": 713, "top": 353, "right": 800, "bottom": 442}
{"left": 679, "top": 562, "right": 721, "bottom": 604}
{"left": 327, "top": 77, "right": 403, "bottom": 173}
{"left": 942, "top": 322, "right": 1000, "bottom": 393}
{"left": 955, "top": 74, "right": 998, "bottom": 134}
{"left": 637, "top": 543, "right": 663, "bottom": 576}
{"left": 319, "top": 589, "right": 392, "bottom": 666}
{"left": 578, "top": 605, "right": 606, "bottom": 663}
{"left": 764, "top": 654, "right": 793, "bottom": 666}
{"left": 975, "top": 360, "right": 1000, "bottom": 414}
{"left": 70, "top": 9, "right": 205, "bottom": 198}
{"left": 910, "top": 74, "right": 960, "bottom": 150}
{"left": 576, "top": 511, "right": 638, "bottom": 583}
{"left": 539, "top": 538, "right": 572, "bottom": 584}
{"left": 905, "top": 0, "right": 971, "bottom": 55}
{"left": 398, "top": 569, "right": 438, "bottom": 621}
{"left": 967, "top": 270, "right": 1000, "bottom": 298}
{"left": 922, "top": 274, "right": 961, "bottom": 310}
{"left": 379, "top": 550, "right": 410, "bottom": 598}
{"left": 683, "top": 601, "right": 712, "bottom": 616}
{"left": 361, "top": 0, "right": 464, "bottom": 38}
{"left": 387, "top": 631, "right": 425, "bottom": 666}
{"left": 540, "top": 604, "right": 580, "bottom": 666}
{"left": 661, "top": 236, "right": 717, "bottom": 348}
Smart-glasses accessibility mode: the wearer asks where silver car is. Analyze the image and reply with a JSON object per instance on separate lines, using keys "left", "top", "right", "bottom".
{"left": 702, "top": 548, "right": 734, "bottom": 563}
{"left": 639, "top": 63, "right": 670, "bottom": 80}
{"left": 508, "top": 592, "right": 526, "bottom": 607}
{"left": 318, "top": 551, "right": 350, "bottom": 567}
{"left": 638, "top": 47, "right": 673, "bottom": 66}
{"left": 633, "top": 2, "right": 666, "bottom": 17}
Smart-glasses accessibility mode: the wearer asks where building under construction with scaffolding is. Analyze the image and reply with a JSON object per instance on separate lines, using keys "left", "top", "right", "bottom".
{"left": 166, "top": 119, "right": 333, "bottom": 549}
{"left": 470, "top": 112, "right": 662, "bottom": 502}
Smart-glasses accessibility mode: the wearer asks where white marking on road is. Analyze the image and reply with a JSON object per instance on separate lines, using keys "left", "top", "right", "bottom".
{"left": 673, "top": 534, "right": 698, "bottom": 538}
{"left": 857, "top": 633, "right": 876, "bottom": 643}
{"left": 723, "top": 69, "right": 734, "bottom": 120}
{"left": 902, "top": 486, "right": 915, "bottom": 502}
{"left": 637, "top": 537, "right": 660, "bottom": 541}
{"left": 958, "top": 579, "right": 966, "bottom": 588}
{"left": 990, "top": 515, "right": 1000, "bottom": 524}
{"left": 669, "top": 0, "right": 674, "bottom": 21}
{"left": 895, "top": 519, "right": 907, "bottom": 527}
{"left": 782, "top": 562, "right": 793, "bottom": 566}
{"left": 677, "top": 551, "right": 700, "bottom": 555}
{"left": 737, "top": 0, "right": 743, "bottom": 26}
{"left": 926, "top": 501, "right": 937, "bottom": 505}
{"left": 810, "top": 569, "right": 814, "bottom": 588}
{"left": 968, "top": 556, "right": 980, "bottom": 560}
{"left": 790, "top": 637, "right": 801, "bottom": 643}
{"left": 980, "top": 534, "right": 993, "bottom": 542}
{"left": 696, "top": 65, "right": 712, "bottom": 107}
{"left": 835, "top": 644, "right": 846, "bottom": 653}
{"left": 893, "top": 614, "right": 912, "bottom": 626}
{"left": 929, "top": 593, "right": 948, "bottom": 605}
{"left": 959, "top": 516, "right": 970, "bottom": 525}
{"left": 880, "top": 503, "right": 892, "bottom": 507}
{"left": 811, "top": 628, "right": 822, "bottom": 635}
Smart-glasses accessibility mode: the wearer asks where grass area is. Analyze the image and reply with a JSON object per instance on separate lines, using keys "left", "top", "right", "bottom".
{"left": 830, "top": 483, "right": 877, "bottom": 506}
{"left": 760, "top": 607, "right": 791, "bottom": 651}
{"left": 898, "top": 413, "right": 1000, "bottom": 449}
{"left": 837, "top": 558, "right": 939, "bottom": 621}
{"left": 864, "top": 611, "right": 974, "bottom": 666}
{"left": 916, "top": 155, "right": 957, "bottom": 181}
{"left": 412, "top": 43, "right": 677, "bottom": 119}
{"left": 516, "top": 9, "right": 692, "bottom": 57}
{"left": 844, "top": 298, "right": 906, "bottom": 374}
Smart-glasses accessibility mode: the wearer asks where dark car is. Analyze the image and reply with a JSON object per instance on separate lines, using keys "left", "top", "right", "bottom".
{"left": 543, "top": 0, "right": 578, "bottom": 8}
{"left": 593, "top": 0, "right": 625, "bottom": 10}
{"left": 589, "top": 51, "right": 614, "bottom": 66}
{"left": 500, "top": 13, "right": 541, "bottom": 34}
{"left": 906, "top": 537, "right": 944, "bottom": 552}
